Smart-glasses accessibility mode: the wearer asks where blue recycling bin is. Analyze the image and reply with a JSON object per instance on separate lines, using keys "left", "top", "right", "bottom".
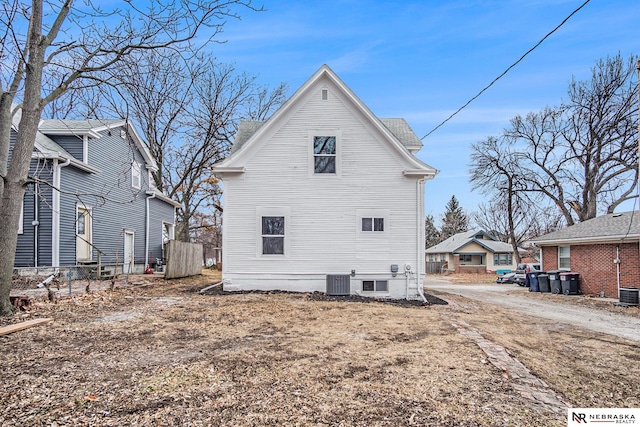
{"left": 528, "top": 271, "right": 544, "bottom": 292}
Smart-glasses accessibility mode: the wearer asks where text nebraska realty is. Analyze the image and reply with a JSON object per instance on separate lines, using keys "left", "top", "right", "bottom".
{"left": 572, "top": 411, "right": 636, "bottom": 424}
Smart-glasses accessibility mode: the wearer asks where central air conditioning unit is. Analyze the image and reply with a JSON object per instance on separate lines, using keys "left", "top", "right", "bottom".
{"left": 326, "top": 275, "right": 350, "bottom": 296}
{"left": 619, "top": 288, "right": 639, "bottom": 306}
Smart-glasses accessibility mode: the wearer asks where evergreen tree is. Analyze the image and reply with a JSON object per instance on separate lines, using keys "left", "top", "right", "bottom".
{"left": 424, "top": 215, "right": 441, "bottom": 248}
{"left": 440, "top": 195, "right": 468, "bottom": 240}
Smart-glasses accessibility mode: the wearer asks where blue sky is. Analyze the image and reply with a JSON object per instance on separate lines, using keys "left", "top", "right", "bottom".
{"left": 210, "top": 0, "right": 638, "bottom": 223}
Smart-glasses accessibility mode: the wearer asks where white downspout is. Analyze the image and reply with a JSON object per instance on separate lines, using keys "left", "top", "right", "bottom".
{"left": 145, "top": 192, "right": 157, "bottom": 269}
{"left": 52, "top": 157, "right": 71, "bottom": 267}
{"left": 415, "top": 178, "right": 428, "bottom": 303}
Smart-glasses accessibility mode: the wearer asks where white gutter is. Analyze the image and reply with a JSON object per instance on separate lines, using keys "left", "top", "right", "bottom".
{"left": 51, "top": 156, "right": 71, "bottom": 267}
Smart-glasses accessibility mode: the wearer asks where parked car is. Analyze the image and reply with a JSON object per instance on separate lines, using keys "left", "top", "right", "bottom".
{"left": 496, "top": 272, "right": 517, "bottom": 284}
{"left": 514, "top": 263, "right": 541, "bottom": 286}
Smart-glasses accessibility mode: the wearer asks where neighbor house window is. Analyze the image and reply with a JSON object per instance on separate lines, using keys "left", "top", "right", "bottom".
{"left": 440, "top": 254, "right": 446, "bottom": 262}
{"left": 362, "top": 280, "right": 388, "bottom": 292}
{"left": 494, "top": 253, "right": 512, "bottom": 266}
{"left": 262, "top": 216, "right": 285, "bottom": 255}
{"left": 132, "top": 161, "right": 142, "bottom": 189}
{"left": 313, "top": 136, "right": 336, "bottom": 173}
{"left": 558, "top": 246, "right": 570, "bottom": 269}
{"left": 362, "top": 217, "right": 384, "bottom": 232}
{"left": 428, "top": 254, "right": 434, "bottom": 262}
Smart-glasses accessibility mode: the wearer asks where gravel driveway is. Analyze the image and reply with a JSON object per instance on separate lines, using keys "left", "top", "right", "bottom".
{"left": 424, "top": 279, "right": 640, "bottom": 342}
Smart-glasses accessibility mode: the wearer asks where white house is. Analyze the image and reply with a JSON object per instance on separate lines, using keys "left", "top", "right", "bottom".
{"left": 212, "top": 65, "right": 437, "bottom": 300}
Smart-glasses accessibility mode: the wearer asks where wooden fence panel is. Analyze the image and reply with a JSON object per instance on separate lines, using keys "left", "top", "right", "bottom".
{"left": 164, "top": 241, "right": 203, "bottom": 279}
{"left": 425, "top": 261, "right": 446, "bottom": 274}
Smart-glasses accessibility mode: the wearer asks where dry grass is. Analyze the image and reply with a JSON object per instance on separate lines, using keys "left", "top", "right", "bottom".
{"left": 1, "top": 272, "right": 638, "bottom": 426}
{"left": 438, "top": 273, "right": 498, "bottom": 284}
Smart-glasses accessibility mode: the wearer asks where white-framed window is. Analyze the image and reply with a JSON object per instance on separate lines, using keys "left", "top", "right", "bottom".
{"left": 257, "top": 207, "right": 290, "bottom": 257}
{"left": 309, "top": 130, "right": 341, "bottom": 177}
{"left": 357, "top": 209, "right": 389, "bottom": 236}
{"left": 558, "top": 246, "right": 570, "bottom": 269}
{"left": 493, "top": 253, "right": 513, "bottom": 266}
{"left": 428, "top": 254, "right": 434, "bottom": 262}
{"left": 261, "top": 216, "right": 285, "bottom": 255}
{"left": 313, "top": 136, "right": 336, "bottom": 173}
{"left": 361, "top": 217, "right": 384, "bottom": 232}
{"left": 362, "top": 280, "right": 388, "bottom": 292}
{"left": 132, "top": 161, "right": 142, "bottom": 189}
{"left": 440, "top": 253, "right": 446, "bottom": 262}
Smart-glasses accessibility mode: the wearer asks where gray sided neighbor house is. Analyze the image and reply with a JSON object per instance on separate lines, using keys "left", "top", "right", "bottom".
{"left": 11, "top": 109, "right": 179, "bottom": 273}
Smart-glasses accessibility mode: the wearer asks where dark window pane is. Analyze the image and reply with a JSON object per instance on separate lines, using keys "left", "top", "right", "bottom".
{"left": 375, "top": 280, "right": 388, "bottom": 292}
{"left": 262, "top": 217, "right": 284, "bottom": 235}
{"left": 313, "top": 136, "right": 336, "bottom": 154}
{"left": 263, "top": 237, "right": 284, "bottom": 255}
{"left": 362, "top": 280, "right": 374, "bottom": 291}
{"left": 374, "top": 218, "right": 384, "bottom": 231}
{"left": 362, "top": 218, "right": 372, "bottom": 231}
{"left": 314, "top": 156, "right": 335, "bottom": 173}
{"left": 77, "top": 212, "right": 85, "bottom": 234}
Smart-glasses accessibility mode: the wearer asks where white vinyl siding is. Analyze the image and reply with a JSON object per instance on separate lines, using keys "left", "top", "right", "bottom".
{"left": 221, "top": 78, "right": 422, "bottom": 298}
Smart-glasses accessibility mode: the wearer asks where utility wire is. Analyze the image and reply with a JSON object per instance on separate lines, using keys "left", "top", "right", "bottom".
{"left": 420, "top": 0, "right": 591, "bottom": 141}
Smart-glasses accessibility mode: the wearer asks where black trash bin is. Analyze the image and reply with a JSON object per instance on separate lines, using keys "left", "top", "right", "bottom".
{"left": 560, "top": 272, "right": 579, "bottom": 295}
{"left": 538, "top": 274, "right": 550, "bottom": 292}
{"left": 528, "top": 271, "right": 544, "bottom": 292}
{"left": 548, "top": 270, "right": 563, "bottom": 294}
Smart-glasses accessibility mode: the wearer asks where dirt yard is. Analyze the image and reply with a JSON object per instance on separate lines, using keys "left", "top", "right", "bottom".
{"left": 2, "top": 271, "right": 639, "bottom": 426}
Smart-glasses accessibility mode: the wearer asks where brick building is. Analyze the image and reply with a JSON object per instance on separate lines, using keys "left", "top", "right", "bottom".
{"left": 531, "top": 212, "right": 639, "bottom": 298}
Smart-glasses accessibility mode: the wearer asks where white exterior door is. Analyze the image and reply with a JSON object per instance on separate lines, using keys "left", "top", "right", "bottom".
{"left": 124, "top": 231, "right": 135, "bottom": 273}
{"left": 76, "top": 207, "right": 92, "bottom": 261}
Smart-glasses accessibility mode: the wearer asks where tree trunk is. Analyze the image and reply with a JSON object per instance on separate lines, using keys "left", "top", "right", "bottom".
{"left": 0, "top": 0, "right": 46, "bottom": 315}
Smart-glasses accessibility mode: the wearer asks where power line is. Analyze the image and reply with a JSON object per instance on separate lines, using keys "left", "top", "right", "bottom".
{"left": 420, "top": 0, "right": 591, "bottom": 141}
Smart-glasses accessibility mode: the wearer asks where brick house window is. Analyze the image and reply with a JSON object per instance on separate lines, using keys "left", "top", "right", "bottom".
{"left": 558, "top": 246, "right": 570, "bottom": 269}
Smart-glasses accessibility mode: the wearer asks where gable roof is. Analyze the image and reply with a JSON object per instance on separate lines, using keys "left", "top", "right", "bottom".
{"left": 231, "top": 117, "right": 423, "bottom": 155}
{"left": 39, "top": 118, "right": 158, "bottom": 171}
{"left": 11, "top": 106, "right": 99, "bottom": 173}
{"left": 531, "top": 211, "right": 639, "bottom": 245}
{"left": 426, "top": 229, "right": 518, "bottom": 254}
{"left": 11, "top": 105, "right": 157, "bottom": 172}
{"left": 214, "top": 64, "right": 436, "bottom": 177}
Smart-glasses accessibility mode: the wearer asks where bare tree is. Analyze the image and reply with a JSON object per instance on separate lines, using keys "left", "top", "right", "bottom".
{"left": 470, "top": 136, "right": 528, "bottom": 263}
{"left": 168, "top": 61, "right": 287, "bottom": 240}
{"left": 0, "top": 0, "right": 260, "bottom": 315}
{"left": 505, "top": 54, "right": 638, "bottom": 225}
